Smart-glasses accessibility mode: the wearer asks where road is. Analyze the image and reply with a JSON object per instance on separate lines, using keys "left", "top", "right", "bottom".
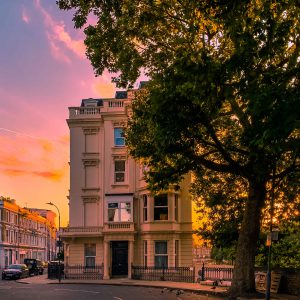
{"left": 0, "top": 279, "right": 224, "bottom": 300}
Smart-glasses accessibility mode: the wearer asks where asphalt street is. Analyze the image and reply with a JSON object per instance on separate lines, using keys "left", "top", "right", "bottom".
{"left": 0, "top": 279, "right": 224, "bottom": 300}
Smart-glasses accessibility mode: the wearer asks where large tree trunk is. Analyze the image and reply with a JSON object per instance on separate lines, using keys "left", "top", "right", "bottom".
{"left": 229, "top": 179, "right": 266, "bottom": 299}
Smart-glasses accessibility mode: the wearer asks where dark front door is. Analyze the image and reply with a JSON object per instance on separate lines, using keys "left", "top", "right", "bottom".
{"left": 111, "top": 241, "right": 128, "bottom": 276}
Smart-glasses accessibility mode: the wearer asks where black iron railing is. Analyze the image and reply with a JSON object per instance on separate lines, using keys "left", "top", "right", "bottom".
{"left": 48, "top": 262, "right": 65, "bottom": 279}
{"left": 132, "top": 265, "right": 195, "bottom": 283}
{"left": 64, "top": 264, "right": 104, "bottom": 280}
{"left": 199, "top": 263, "right": 233, "bottom": 281}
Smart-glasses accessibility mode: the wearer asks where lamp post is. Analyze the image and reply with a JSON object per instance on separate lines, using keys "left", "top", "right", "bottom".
{"left": 46, "top": 202, "right": 61, "bottom": 283}
{"left": 265, "top": 165, "right": 276, "bottom": 300}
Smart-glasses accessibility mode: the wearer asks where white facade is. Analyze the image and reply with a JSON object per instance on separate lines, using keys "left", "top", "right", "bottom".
{"left": 63, "top": 89, "right": 193, "bottom": 279}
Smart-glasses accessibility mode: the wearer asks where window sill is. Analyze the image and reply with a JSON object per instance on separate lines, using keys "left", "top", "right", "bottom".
{"left": 111, "top": 183, "right": 129, "bottom": 187}
{"left": 106, "top": 221, "right": 132, "bottom": 223}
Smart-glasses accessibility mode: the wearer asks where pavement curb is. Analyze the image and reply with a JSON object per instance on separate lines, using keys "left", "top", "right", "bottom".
{"left": 44, "top": 280, "right": 228, "bottom": 297}
{"left": 15, "top": 281, "right": 30, "bottom": 284}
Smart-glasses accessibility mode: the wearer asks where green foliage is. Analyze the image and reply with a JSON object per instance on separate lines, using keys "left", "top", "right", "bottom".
{"left": 256, "top": 221, "right": 300, "bottom": 269}
{"left": 211, "top": 245, "right": 237, "bottom": 264}
{"left": 272, "top": 232, "right": 300, "bottom": 269}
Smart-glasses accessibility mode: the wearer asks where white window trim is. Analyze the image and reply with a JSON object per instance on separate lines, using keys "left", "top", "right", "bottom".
{"left": 84, "top": 244, "right": 96, "bottom": 268}
{"left": 174, "top": 194, "right": 179, "bottom": 222}
{"left": 112, "top": 157, "right": 128, "bottom": 185}
{"left": 154, "top": 194, "right": 169, "bottom": 221}
{"left": 143, "top": 240, "right": 148, "bottom": 267}
{"left": 106, "top": 198, "right": 133, "bottom": 222}
{"left": 175, "top": 240, "right": 179, "bottom": 267}
{"left": 154, "top": 240, "right": 168, "bottom": 268}
{"left": 113, "top": 127, "right": 125, "bottom": 147}
{"left": 142, "top": 194, "right": 148, "bottom": 222}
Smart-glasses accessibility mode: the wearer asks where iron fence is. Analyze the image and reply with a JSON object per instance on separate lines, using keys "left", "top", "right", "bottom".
{"left": 48, "top": 262, "right": 64, "bottom": 279}
{"left": 199, "top": 264, "right": 233, "bottom": 281}
{"left": 132, "top": 265, "right": 195, "bottom": 283}
{"left": 64, "top": 264, "right": 104, "bottom": 280}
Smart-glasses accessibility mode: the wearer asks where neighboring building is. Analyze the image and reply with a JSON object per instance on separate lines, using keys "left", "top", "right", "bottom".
{"left": 26, "top": 208, "right": 57, "bottom": 262}
{"left": 62, "top": 86, "right": 193, "bottom": 279}
{"left": 0, "top": 197, "right": 57, "bottom": 268}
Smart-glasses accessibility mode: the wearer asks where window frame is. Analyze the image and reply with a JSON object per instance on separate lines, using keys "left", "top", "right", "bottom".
{"left": 142, "top": 195, "right": 148, "bottom": 222}
{"left": 175, "top": 240, "right": 179, "bottom": 267}
{"left": 84, "top": 243, "right": 96, "bottom": 268}
{"left": 154, "top": 194, "right": 168, "bottom": 221}
{"left": 114, "top": 127, "right": 125, "bottom": 147}
{"left": 143, "top": 240, "right": 148, "bottom": 267}
{"left": 174, "top": 194, "right": 178, "bottom": 222}
{"left": 154, "top": 240, "right": 168, "bottom": 269}
{"left": 107, "top": 200, "right": 132, "bottom": 222}
{"left": 114, "top": 160, "right": 126, "bottom": 183}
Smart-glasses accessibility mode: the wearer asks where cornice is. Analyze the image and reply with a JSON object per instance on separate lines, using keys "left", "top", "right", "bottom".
{"left": 82, "top": 196, "right": 100, "bottom": 203}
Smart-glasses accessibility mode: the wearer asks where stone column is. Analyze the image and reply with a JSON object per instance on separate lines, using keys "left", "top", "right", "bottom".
{"left": 128, "top": 240, "right": 134, "bottom": 279}
{"left": 103, "top": 240, "right": 110, "bottom": 279}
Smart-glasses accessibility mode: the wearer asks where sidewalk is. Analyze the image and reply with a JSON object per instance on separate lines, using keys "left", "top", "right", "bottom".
{"left": 17, "top": 274, "right": 227, "bottom": 295}
{"left": 16, "top": 274, "right": 300, "bottom": 300}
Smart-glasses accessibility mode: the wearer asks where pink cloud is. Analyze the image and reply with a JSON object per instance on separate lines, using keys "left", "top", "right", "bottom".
{"left": 47, "top": 33, "right": 71, "bottom": 63}
{"left": 33, "top": 169, "right": 65, "bottom": 181}
{"left": 37, "top": 139, "right": 54, "bottom": 153}
{"left": 34, "top": 0, "right": 85, "bottom": 62}
{"left": 22, "top": 7, "right": 30, "bottom": 24}
{"left": 0, "top": 131, "right": 68, "bottom": 182}
{"left": 58, "top": 135, "right": 70, "bottom": 146}
{"left": 3, "top": 168, "right": 65, "bottom": 182}
{"left": 0, "top": 155, "right": 31, "bottom": 168}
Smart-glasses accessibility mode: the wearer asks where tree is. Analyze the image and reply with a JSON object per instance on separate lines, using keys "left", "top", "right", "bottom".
{"left": 192, "top": 165, "right": 300, "bottom": 265}
{"left": 57, "top": 0, "right": 300, "bottom": 297}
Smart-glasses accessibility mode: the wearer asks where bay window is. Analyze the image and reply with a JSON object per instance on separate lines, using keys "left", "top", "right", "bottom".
{"left": 174, "top": 194, "right": 178, "bottom": 221}
{"left": 143, "top": 240, "right": 148, "bottom": 267}
{"left": 143, "top": 195, "right": 148, "bottom": 222}
{"left": 155, "top": 241, "right": 168, "bottom": 268}
{"left": 154, "top": 194, "right": 168, "bottom": 221}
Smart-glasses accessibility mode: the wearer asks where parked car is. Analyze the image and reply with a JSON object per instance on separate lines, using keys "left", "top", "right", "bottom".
{"left": 2, "top": 264, "right": 29, "bottom": 280}
{"left": 42, "top": 261, "right": 49, "bottom": 268}
{"left": 23, "top": 258, "right": 44, "bottom": 276}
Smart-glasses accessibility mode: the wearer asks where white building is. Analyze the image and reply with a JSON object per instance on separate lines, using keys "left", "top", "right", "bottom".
{"left": 62, "top": 87, "right": 193, "bottom": 279}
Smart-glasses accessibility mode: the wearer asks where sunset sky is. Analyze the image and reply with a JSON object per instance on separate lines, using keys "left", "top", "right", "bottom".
{"left": 0, "top": 0, "right": 121, "bottom": 226}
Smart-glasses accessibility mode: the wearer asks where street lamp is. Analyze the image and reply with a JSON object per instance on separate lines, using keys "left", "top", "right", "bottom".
{"left": 46, "top": 202, "right": 62, "bottom": 283}
{"left": 265, "top": 165, "right": 277, "bottom": 300}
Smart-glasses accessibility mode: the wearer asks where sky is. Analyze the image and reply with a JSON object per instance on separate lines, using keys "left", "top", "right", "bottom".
{"left": 0, "top": 0, "right": 120, "bottom": 227}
